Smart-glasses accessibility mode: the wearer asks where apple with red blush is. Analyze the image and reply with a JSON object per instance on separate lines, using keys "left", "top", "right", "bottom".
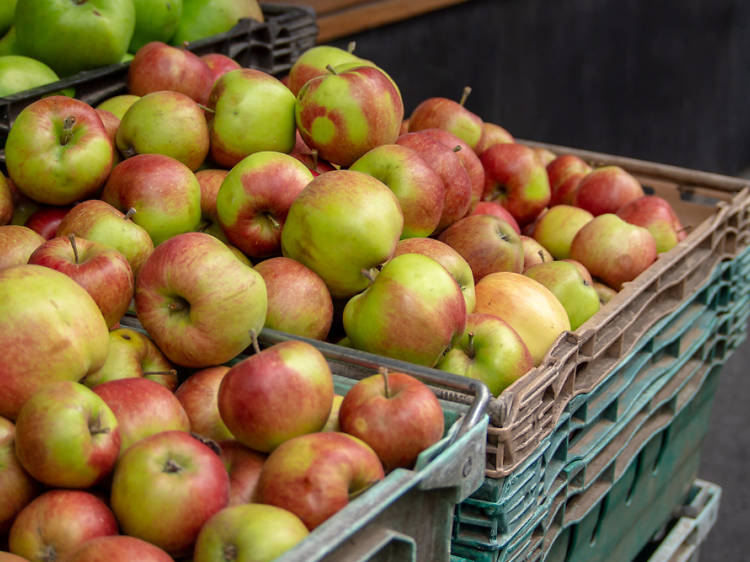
{"left": 547, "top": 154, "right": 592, "bottom": 206}
{"left": 175, "top": 366, "right": 234, "bottom": 443}
{"left": 408, "top": 86, "right": 483, "bottom": 150}
{"left": 574, "top": 165, "right": 644, "bottom": 216}
{"left": 219, "top": 440, "right": 266, "bottom": 505}
{"left": 0, "top": 225, "right": 45, "bottom": 270}
{"left": 616, "top": 195, "right": 687, "bottom": 253}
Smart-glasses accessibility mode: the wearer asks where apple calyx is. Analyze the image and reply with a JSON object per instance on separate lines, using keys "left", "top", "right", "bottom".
{"left": 68, "top": 233, "right": 80, "bottom": 264}
{"left": 167, "top": 296, "right": 190, "bottom": 315}
{"left": 120, "top": 145, "right": 138, "bottom": 159}
{"left": 379, "top": 366, "right": 391, "bottom": 399}
{"left": 453, "top": 145, "right": 462, "bottom": 153}
{"left": 459, "top": 86, "right": 472, "bottom": 107}
{"left": 222, "top": 544, "right": 239, "bottom": 561}
{"left": 39, "top": 544, "right": 57, "bottom": 562}
{"left": 163, "top": 458, "right": 183, "bottom": 474}
{"left": 538, "top": 250, "right": 547, "bottom": 263}
{"left": 326, "top": 64, "right": 338, "bottom": 76}
{"left": 59, "top": 116, "right": 77, "bottom": 146}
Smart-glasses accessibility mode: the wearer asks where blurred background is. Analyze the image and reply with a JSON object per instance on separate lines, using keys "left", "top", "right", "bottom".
{"left": 278, "top": 0, "right": 750, "bottom": 558}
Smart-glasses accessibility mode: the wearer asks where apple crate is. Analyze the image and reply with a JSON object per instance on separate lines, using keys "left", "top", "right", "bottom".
{"left": 450, "top": 245, "right": 747, "bottom": 560}
{"left": 0, "top": 3, "right": 317, "bottom": 150}
{"left": 635, "top": 479, "right": 721, "bottom": 562}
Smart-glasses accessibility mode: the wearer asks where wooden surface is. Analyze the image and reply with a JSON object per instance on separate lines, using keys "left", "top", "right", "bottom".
{"left": 272, "top": 0, "right": 468, "bottom": 42}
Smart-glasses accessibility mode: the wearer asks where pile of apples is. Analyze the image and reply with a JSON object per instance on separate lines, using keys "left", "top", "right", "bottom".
{"left": 0, "top": 36, "right": 687, "bottom": 560}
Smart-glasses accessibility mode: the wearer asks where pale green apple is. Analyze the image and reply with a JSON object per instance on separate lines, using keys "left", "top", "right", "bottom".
{"left": 532, "top": 204, "right": 593, "bottom": 259}
{"left": 130, "top": 0, "right": 183, "bottom": 52}
{"left": 0, "top": 55, "right": 68, "bottom": 98}
{"left": 171, "top": 0, "right": 263, "bottom": 45}
{"left": 95, "top": 94, "right": 140, "bottom": 120}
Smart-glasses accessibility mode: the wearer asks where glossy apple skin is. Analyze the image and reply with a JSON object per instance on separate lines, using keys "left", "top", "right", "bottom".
{"left": 194, "top": 503, "right": 308, "bottom": 562}
{"left": 128, "top": 41, "right": 213, "bottom": 105}
{"left": 408, "top": 95, "right": 483, "bottom": 150}
{"left": 216, "top": 151, "right": 313, "bottom": 258}
{"left": 202, "top": 53, "right": 242, "bottom": 84}
{"left": 520, "top": 235, "right": 553, "bottom": 271}
{"left": 66, "top": 535, "right": 173, "bottom": 562}
{"left": 218, "top": 440, "right": 266, "bottom": 506}
{"left": 480, "top": 143, "right": 551, "bottom": 227}
{"left": 570, "top": 213, "right": 657, "bottom": 290}
{"left": 5, "top": 96, "right": 114, "bottom": 206}
{"left": 0, "top": 265, "right": 109, "bottom": 420}
{"left": 338, "top": 371, "right": 444, "bottom": 471}
{"left": 437, "top": 313, "right": 533, "bottom": 396}
{"left": 616, "top": 195, "right": 687, "bottom": 253}
{"left": 8, "top": 490, "right": 118, "bottom": 562}
{"left": 281, "top": 169, "right": 404, "bottom": 299}
{"left": 392, "top": 237, "right": 476, "bottom": 313}
{"left": 94, "top": 377, "right": 191, "bottom": 456}
{"left": 287, "top": 44, "right": 366, "bottom": 96}
{"left": 218, "top": 340, "right": 334, "bottom": 453}
{"left": 349, "top": 143, "right": 445, "bottom": 239}
{"left": 194, "top": 169, "right": 229, "bottom": 242}
{"left": 438, "top": 214, "right": 524, "bottom": 282}
{"left": 135, "top": 232, "right": 267, "bottom": 367}
{"left": 14, "top": 381, "right": 120, "bottom": 488}
{"left": 296, "top": 65, "right": 404, "bottom": 167}
{"left": 254, "top": 257, "right": 334, "bottom": 340}
{"left": 547, "top": 154, "right": 592, "bottom": 206}
{"left": 24, "top": 206, "right": 69, "bottom": 239}
{"left": 95, "top": 94, "right": 140, "bottom": 121}
{"left": 574, "top": 166, "right": 644, "bottom": 216}
{"left": 471, "top": 200, "right": 521, "bottom": 234}
{"left": 256, "top": 431, "right": 384, "bottom": 530}
{"left": 531, "top": 204, "right": 594, "bottom": 260}
{"left": 28, "top": 235, "right": 134, "bottom": 328}
{"left": 110, "top": 431, "right": 230, "bottom": 557}
{"left": 0, "top": 225, "right": 45, "bottom": 270}
{"left": 176, "top": 366, "right": 234, "bottom": 443}
{"left": 475, "top": 121, "right": 514, "bottom": 154}
{"left": 0, "top": 417, "right": 37, "bottom": 534}
{"left": 343, "top": 253, "right": 467, "bottom": 368}
{"left": 474, "top": 272, "right": 571, "bottom": 366}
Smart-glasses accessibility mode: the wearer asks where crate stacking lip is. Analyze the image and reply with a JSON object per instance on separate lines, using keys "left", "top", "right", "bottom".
{"left": 450, "top": 245, "right": 748, "bottom": 561}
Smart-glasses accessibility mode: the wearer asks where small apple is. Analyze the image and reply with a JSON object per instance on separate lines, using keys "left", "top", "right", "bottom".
{"left": 547, "top": 154, "right": 592, "bottom": 206}
{"left": 0, "top": 225, "right": 45, "bottom": 270}
{"left": 408, "top": 86, "right": 483, "bottom": 150}
{"left": 175, "top": 366, "right": 234, "bottom": 443}
{"left": 574, "top": 166, "right": 644, "bottom": 216}
{"left": 520, "top": 235, "right": 553, "bottom": 271}
{"left": 531, "top": 204, "right": 594, "bottom": 259}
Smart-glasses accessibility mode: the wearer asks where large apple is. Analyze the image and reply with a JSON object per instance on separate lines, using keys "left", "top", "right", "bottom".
{"left": 531, "top": 204, "right": 594, "bottom": 260}
{"left": 0, "top": 417, "right": 37, "bottom": 535}
{"left": 338, "top": 370, "right": 445, "bottom": 471}
{"left": 171, "top": 0, "right": 264, "bottom": 45}
{"left": 14, "top": 381, "right": 120, "bottom": 488}
{"left": 253, "top": 257, "right": 334, "bottom": 340}
{"left": 256, "top": 431, "right": 384, "bottom": 530}
{"left": 130, "top": 0, "right": 183, "bottom": 52}
{"left": 14, "top": 0, "right": 135, "bottom": 76}
{"left": 219, "top": 440, "right": 266, "bottom": 505}
{"left": 216, "top": 151, "right": 313, "bottom": 258}
{"left": 5, "top": 96, "right": 114, "bottom": 206}
{"left": 218, "top": 340, "right": 334, "bottom": 453}
{"left": 110, "top": 430, "right": 230, "bottom": 556}
{"left": 281, "top": 169, "right": 404, "bottom": 298}
{"left": 8, "top": 490, "right": 118, "bottom": 562}
{"left": 135, "top": 232, "right": 267, "bottom": 367}
{"left": 408, "top": 87, "right": 483, "bottom": 150}
{"left": 0, "top": 55, "right": 62, "bottom": 97}
{"left": 66, "top": 535, "right": 173, "bottom": 562}
{"left": 343, "top": 253, "right": 467, "bottom": 367}
{"left": 101, "top": 153, "right": 202, "bottom": 246}
{"left": 175, "top": 366, "right": 234, "bottom": 443}
{"left": 616, "top": 195, "right": 687, "bottom": 253}
{"left": 0, "top": 265, "right": 109, "bottom": 419}
{"left": 0, "top": 225, "right": 45, "bottom": 270}
{"left": 574, "top": 165, "right": 644, "bottom": 216}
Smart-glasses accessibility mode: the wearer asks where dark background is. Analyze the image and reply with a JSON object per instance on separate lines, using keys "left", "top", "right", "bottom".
{"left": 329, "top": 0, "right": 750, "bottom": 558}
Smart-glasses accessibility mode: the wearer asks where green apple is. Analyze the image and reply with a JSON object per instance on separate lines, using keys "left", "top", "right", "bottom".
{"left": 95, "top": 94, "right": 140, "bottom": 120}
{"left": 130, "top": 0, "right": 183, "bottom": 52}
{"left": 0, "top": 55, "right": 62, "bottom": 97}
{"left": 525, "top": 260, "right": 601, "bottom": 331}
{"left": 0, "top": 27, "right": 20, "bottom": 56}
{"left": 343, "top": 253, "right": 467, "bottom": 367}
{"left": 287, "top": 44, "right": 368, "bottom": 96}
{"left": 0, "top": 1, "right": 15, "bottom": 37}
{"left": 14, "top": 0, "right": 135, "bottom": 77}
{"left": 171, "top": 0, "right": 263, "bottom": 46}
{"left": 532, "top": 204, "right": 594, "bottom": 259}
{"left": 281, "top": 169, "right": 404, "bottom": 299}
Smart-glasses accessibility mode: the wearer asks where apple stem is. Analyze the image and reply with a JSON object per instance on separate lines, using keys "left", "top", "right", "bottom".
{"left": 167, "top": 298, "right": 188, "bottom": 313}
{"left": 311, "top": 148, "right": 320, "bottom": 169}
{"left": 360, "top": 268, "right": 376, "bottom": 283}
{"left": 453, "top": 145, "right": 462, "bottom": 153}
{"left": 467, "top": 331, "right": 475, "bottom": 358}
{"left": 142, "top": 369, "right": 178, "bottom": 376}
{"left": 197, "top": 103, "right": 215, "bottom": 114}
{"left": 347, "top": 41, "right": 357, "bottom": 54}
{"left": 459, "top": 86, "right": 472, "bottom": 107}
{"left": 538, "top": 250, "right": 546, "bottom": 263}
{"left": 326, "top": 64, "right": 338, "bottom": 75}
{"left": 124, "top": 207, "right": 137, "bottom": 221}
{"left": 250, "top": 329, "right": 261, "bottom": 354}
{"left": 379, "top": 366, "right": 390, "bottom": 399}
{"left": 265, "top": 212, "right": 280, "bottom": 230}
{"left": 59, "top": 116, "right": 76, "bottom": 146}
{"left": 68, "top": 234, "right": 79, "bottom": 264}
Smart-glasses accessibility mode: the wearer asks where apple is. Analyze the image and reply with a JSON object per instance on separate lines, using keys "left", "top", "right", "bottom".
{"left": 218, "top": 340, "right": 334, "bottom": 453}
{"left": 475, "top": 121, "right": 514, "bottom": 154}
{"left": 471, "top": 200, "right": 521, "bottom": 233}
{"left": 171, "top": 0, "right": 264, "bottom": 45}
{"left": 396, "top": 131, "right": 473, "bottom": 232}
{"left": 296, "top": 65, "right": 404, "bottom": 167}
{"left": 0, "top": 417, "right": 37, "bottom": 535}
{"left": 0, "top": 173, "right": 12, "bottom": 226}
{"left": 474, "top": 271, "right": 571, "bottom": 365}
{"left": 95, "top": 109, "right": 119, "bottom": 146}
{"left": 101, "top": 153, "right": 202, "bottom": 246}
{"left": 281, "top": 169, "right": 404, "bottom": 299}
{"left": 208, "top": 68, "right": 297, "bottom": 168}
{"left": 5, "top": 96, "right": 114, "bottom": 206}
{"left": 520, "top": 235, "right": 553, "bottom": 271}
{"left": 0, "top": 265, "right": 110, "bottom": 420}
{"left": 195, "top": 168, "right": 229, "bottom": 241}
{"left": 202, "top": 53, "right": 242, "bottom": 84}
{"left": 14, "top": 381, "right": 120, "bottom": 487}
{"left": 349, "top": 143, "right": 445, "bottom": 238}
{"left": 175, "top": 366, "right": 234, "bottom": 443}
{"left": 563, "top": 258, "right": 595, "bottom": 285}
{"left": 289, "top": 149, "right": 336, "bottom": 176}
{"left": 343, "top": 253, "right": 467, "bottom": 367}
{"left": 219, "top": 440, "right": 266, "bottom": 505}
{"left": 480, "top": 142, "right": 551, "bottom": 226}
{"left": 28, "top": 235, "right": 134, "bottom": 328}
{"left": 0, "top": 55, "right": 62, "bottom": 97}
{"left": 574, "top": 165, "right": 644, "bottom": 216}
{"left": 593, "top": 280, "right": 618, "bottom": 304}
{"left": 408, "top": 86, "right": 483, "bottom": 150}
{"left": 66, "top": 535, "right": 173, "bottom": 562}
{"left": 0, "top": 1, "right": 14, "bottom": 36}
{"left": 525, "top": 260, "right": 601, "bottom": 330}
{"left": 130, "top": 0, "right": 183, "bottom": 52}
{"left": 135, "top": 232, "right": 267, "bottom": 367}
{"left": 437, "top": 313, "right": 533, "bottom": 396}
{"left": 339, "top": 370, "right": 444, "bottom": 471}
{"left": 254, "top": 257, "right": 334, "bottom": 340}
{"left": 0, "top": 225, "right": 45, "bottom": 270}
{"left": 392, "top": 237, "right": 476, "bottom": 313}
{"left": 547, "top": 154, "right": 592, "bottom": 206}
{"left": 256, "top": 431, "right": 384, "bottom": 530}
{"left": 321, "top": 394, "right": 344, "bottom": 432}
{"left": 116, "top": 90, "right": 210, "bottom": 171}
{"left": 56, "top": 199, "right": 154, "bottom": 276}
{"left": 193, "top": 503, "right": 308, "bottom": 562}
{"left": 14, "top": 0, "right": 135, "bottom": 76}
{"left": 616, "top": 195, "right": 687, "bottom": 253}
{"left": 95, "top": 94, "right": 140, "bottom": 120}
{"left": 8, "top": 490, "right": 118, "bottom": 562}
{"left": 286, "top": 43, "right": 367, "bottom": 96}
{"left": 438, "top": 214, "right": 524, "bottom": 282}
{"left": 530, "top": 146, "right": 557, "bottom": 166}
{"left": 570, "top": 213, "right": 657, "bottom": 290}
{"left": 531, "top": 204, "right": 594, "bottom": 259}
{"left": 110, "top": 430, "right": 230, "bottom": 556}
{"left": 216, "top": 151, "right": 313, "bottom": 258}
{"left": 24, "top": 206, "right": 69, "bottom": 239}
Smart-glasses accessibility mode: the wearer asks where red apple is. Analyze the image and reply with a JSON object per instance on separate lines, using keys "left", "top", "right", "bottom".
{"left": 616, "top": 195, "right": 687, "bottom": 253}
{"left": 24, "top": 206, "right": 69, "bottom": 240}
{"left": 471, "top": 200, "right": 521, "bottom": 234}
{"left": 202, "top": 52, "right": 241, "bottom": 84}
{"left": 574, "top": 166, "right": 644, "bottom": 216}
{"left": 0, "top": 225, "right": 45, "bottom": 270}
{"left": 520, "top": 235, "right": 553, "bottom": 271}
{"left": 66, "top": 535, "right": 173, "bottom": 562}
{"left": 547, "top": 154, "right": 592, "bottom": 206}
{"left": 175, "top": 366, "right": 234, "bottom": 443}
{"left": 0, "top": 417, "right": 37, "bottom": 535}
{"left": 219, "top": 440, "right": 266, "bottom": 506}
{"left": 408, "top": 87, "right": 483, "bottom": 150}
{"left": 195, "top": 169, "right": 229, "bottom": 241}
